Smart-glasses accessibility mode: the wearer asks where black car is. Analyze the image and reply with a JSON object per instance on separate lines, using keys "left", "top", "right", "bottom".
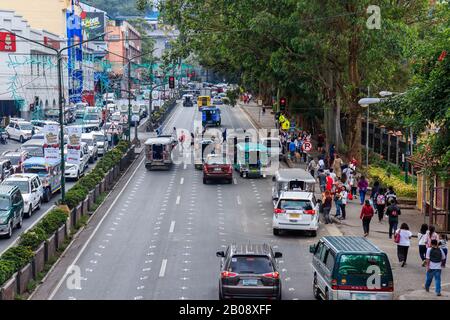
{"left": 216, "top": 243, "right": 282, "bottom": 300}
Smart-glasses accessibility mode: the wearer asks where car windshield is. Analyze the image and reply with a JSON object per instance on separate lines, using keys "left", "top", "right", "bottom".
{"left": 84, "top": 114, "right": 99, "bottom": 121}
{"left": 3, "top": 181, "right": 29, "bottom": 194}
{"left": 279, "top": 199, "right": 313, "bottom": 210}
{"left": 207, "top": 157, "right": 229, "bottom": 165}
{"left": 228, "top": 256, "right": 273, "bottom": 274}
{"left": 81, "top": 138, "right": 94, "bottom": 146}
{"left": 4, "top": 155, "right": 20, "bottom": 165}
{"left": 21, "top": 146, "right": 44, "bottom": 157}
{"left": 0, "top": 195, "right": 10, "bottom": 210}
{"left": 25, "top": 168, "right": 47, "bottom": 175}
{"left": 93, "top": 135, "right": 104, "bottom": 143}
{"left": 337, "top": 254, "right": 391, "bottom": 286}
{"left": 19, "top": 124, "right": 33, "bottom": 130}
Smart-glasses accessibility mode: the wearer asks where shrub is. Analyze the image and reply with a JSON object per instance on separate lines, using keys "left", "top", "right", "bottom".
{"left": 0, "top": 246, "right": 34, "bottom": 270}
{"left": 18, "top": 227, "right": 47, "bottom": 250}
{"left": 0, "top": 260, "right": 15, "bottom": 285}
{"left": 78, "top": 176, "right": 97, "bottom": 191}
{"left": 37, "top": 208, "right": 68, "bottom": 237}
{"left": 368, "top": 166, "right": 417, "bottom": 198}
{"left": 64, "top": 187, "right": 88, "bottom": 209}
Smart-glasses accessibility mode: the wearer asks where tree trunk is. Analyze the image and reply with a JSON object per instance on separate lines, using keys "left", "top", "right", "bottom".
{"left": 346, "top": 107, "right": 362, "bottom": 163}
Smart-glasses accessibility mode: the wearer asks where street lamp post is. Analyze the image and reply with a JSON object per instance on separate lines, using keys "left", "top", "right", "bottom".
{"left": 0, "top": 28, "right": 109, "bottom": 203}
{"left": 358, "top": 97, "right": 380, "bottom": 168}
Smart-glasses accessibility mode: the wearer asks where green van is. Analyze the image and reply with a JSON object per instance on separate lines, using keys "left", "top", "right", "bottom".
{"left": 0, "top": 185, "right": 24, "bottom": 239}
{"left": 309, "top": 236, "right": 394, "bottom": 300}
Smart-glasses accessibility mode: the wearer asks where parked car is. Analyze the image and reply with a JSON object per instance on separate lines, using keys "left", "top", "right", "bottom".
{"left": 0, "top": 159, "right": 14, "bottom": 182}
{"left": 64, "top": 144, "right": 89, "bottom": 180}
{"left": 81, "top": 133, "right": 98, "bottom": 163}
{"left": 2, "top": 173, "right": 43, "bottom": 217}
{"left": 309, "top": 236, "right": 394, "bottom": 300}
{"left": 272, "top": 191, "right": 319, "bottom": 237}
{"left": 6, "top": 120, "right": 34, "bottom": 142}
{"left": 216, "top": 243, "right": 282, "bottom": 300}
{"left": 91, "top": 131, "right": 108, "bottom": 156}
{"left": 30, "top": 120, "right": 59, "bottom": 134}
{"left": 1, "top": 150, "right": 29, "bottom": 174}
{"left": 203, "top": 154, "right": 233, "bottom": 184}
{"left": 0, "top": 185, "right": 24, "bottom": 238}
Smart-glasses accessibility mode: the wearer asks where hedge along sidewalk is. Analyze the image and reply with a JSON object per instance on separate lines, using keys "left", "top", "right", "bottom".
{"left": 0, "top": 140, "right": 134, "bottom": 300}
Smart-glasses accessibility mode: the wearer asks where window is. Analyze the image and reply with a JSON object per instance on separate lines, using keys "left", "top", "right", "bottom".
{"left": 228, "top": 256, "right": 273, "bottom": 274}
{"left": 337, "top": 254, "right": 391, "bottom": 286}
{"left": 325, "top": 252, "right": 335, "bottom": 272}
{"left": 314, "top": 242, "right": 324, "bottom": 259}
{"left": 278, "top": 199, "right": 313, "bottom": 211}
{"left": 0, "top": 195, "right": 10, "bottom": 210}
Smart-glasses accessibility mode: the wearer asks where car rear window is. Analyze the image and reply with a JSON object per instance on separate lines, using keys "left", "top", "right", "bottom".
{"left": 207, "top": 157, "right": 229, "bottom": 165}
{"left": 229, "top": 256, "right": 273, "bottom": 274}
{"left": 279, "top": 199, "right": 313, "bottom": 210}
{"left": 337, "top": 254, "right": 392, "bottom": 285}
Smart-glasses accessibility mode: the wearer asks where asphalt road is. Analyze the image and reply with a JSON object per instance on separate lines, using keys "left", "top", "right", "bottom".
{"left": 42, "top": 101, "right": 328, "bottom": 300}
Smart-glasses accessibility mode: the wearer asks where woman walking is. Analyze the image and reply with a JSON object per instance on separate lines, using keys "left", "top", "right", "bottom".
{"left": 418, "top": 224, "right": 429, "bottom": 266}
{"left": 339, "top": 186, "right": 348, "bottom": 220}
{"left": 358, "top": 176, "right": 369, "bottom": 205}
{"left": 375, "top": 188, "right": 386, "bottom": 223}
{"left": 425, "top": 225, "right": 439, "bottom": 249}
{"left": 395, "top": 223, "right": 412, "bottom": 267}
{"left": 360, "top": 200, "right": 374, "bottom": 237}
{"left": 322, "top": 191, "right": 333, "bottom": 224}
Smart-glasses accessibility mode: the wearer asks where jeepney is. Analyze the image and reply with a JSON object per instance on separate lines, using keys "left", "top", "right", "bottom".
{"left": 197, "top": 95, "right": 211, "bottom": 111}
{"left": 22, "top": 157, "right": 61, "bottom": 202}
{"left": 202, "top": 106, "right": 221, "bottom": 127}
{"left": 272, "top": 168, "right": 316, "bottom": 201}
{"left": 144, "top": 134, "right": 177, "bottom": 170}
{"left": 233, "top": 142, "right": 269, "bottom": 178}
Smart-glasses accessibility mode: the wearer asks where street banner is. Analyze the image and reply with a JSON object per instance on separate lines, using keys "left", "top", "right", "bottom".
{"left": 67, "top": 126, "right": 82, "bottom": 146}
{"left": 67, "top": 148, "right": 81, "bottom": 164}
{"left": 43, "top": 125, "right": 60, "bottom": 145}
{"left": 44, "top": 147, "right": 61, "bottom": 162}
{"left": 82, "top": 12, "right": 106, "bottom": 41}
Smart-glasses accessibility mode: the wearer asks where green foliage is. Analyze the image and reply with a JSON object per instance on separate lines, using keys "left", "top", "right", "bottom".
{"left": 18, "top": 227, "right": 47, "bottom": 251}
{"left": 37, "top": 209, "right": 68, "bottom": 237}
{"left": 84, "top": 0, "right": 145, "bottom": 18}
{"left": 0, "top": 260, "right": 15, "bottom": 285}
{"left": 0, "top": 246, "right": 34, "bottom": 270}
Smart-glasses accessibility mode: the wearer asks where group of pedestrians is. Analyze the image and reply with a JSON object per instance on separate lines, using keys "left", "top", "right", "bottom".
{"left": 242, "top": 93, "right": 253, "bottom": 104}
{"left": 280, "top": 129, "right": 312, "bottom": 163}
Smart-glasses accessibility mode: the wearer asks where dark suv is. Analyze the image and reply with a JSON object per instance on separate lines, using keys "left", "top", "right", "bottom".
{"left": 216, "top": 243, "right": 282, "bottom": 300}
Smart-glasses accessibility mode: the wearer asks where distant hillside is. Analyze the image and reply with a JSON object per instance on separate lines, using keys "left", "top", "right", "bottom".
{"left": 83, "top": 0, "right": 145, "bottom": 18}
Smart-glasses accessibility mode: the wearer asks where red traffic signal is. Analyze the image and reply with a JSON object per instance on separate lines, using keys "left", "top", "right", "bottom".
{"left": 279, "top": 97, "right": 286, "bottom": 110}
{"left": 169, "top": 76, "right": 175, "bottom": 89}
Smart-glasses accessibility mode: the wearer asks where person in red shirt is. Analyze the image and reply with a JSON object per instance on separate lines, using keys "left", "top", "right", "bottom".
{"left": 360, "top": 199, "right": 375, "bottom": 237}
{"left": 325, "top": 172, "right": 334, "bottom": 192}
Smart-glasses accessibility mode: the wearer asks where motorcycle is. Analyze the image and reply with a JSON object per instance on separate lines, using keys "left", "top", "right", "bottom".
{"left": 0, "top": 132, "right": 8, "bottom": 144}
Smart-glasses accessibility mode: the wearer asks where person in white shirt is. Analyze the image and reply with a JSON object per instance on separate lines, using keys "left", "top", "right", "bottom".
{"left": 339, "top": 186, "right": 348, "bottom": 220}
{"left": 395, "top": 223, "right": 412, "bottom": 267}
{"left": 318, "top": 158, "right": 325, "bottom": 170}
{"left": 418, "top": 223, "right": 429, "bottom": 267}
{"left": 425, "top": 239, "right": 446, "bottom": 296}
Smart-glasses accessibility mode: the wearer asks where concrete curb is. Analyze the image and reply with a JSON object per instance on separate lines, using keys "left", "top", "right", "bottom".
{"left": 238, "top": 104, "right": 263, "bottom": 130}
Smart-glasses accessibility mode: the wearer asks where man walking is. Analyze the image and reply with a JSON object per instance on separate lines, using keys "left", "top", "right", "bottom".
{"left": 425, "top": 239, "right": 446, "bottom": 296}
{"left": 307, "top": 157, "right": 318, "bottom": 178}
{"left": 386, "top": 199, "right": 401, "bottom": 239}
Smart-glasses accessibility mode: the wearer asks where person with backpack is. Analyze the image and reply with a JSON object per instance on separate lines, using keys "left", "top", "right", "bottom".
{"left": 360, "top": 199, "right": 374, "bottom": 237}
{"left": 424, "top": 225, "right": 439, "bottom": 249}
{"left": 385, "top": 199, "right": 401, "bottom": 239}
{"left": 376, "top": 188, "right": 386, "bottom": 223}
{"left": 322, "top": 191, "right": 333, "bottom": 224}
{"left": 385, "top": 186, "right": 397, "bottom": 204}
{"left": 439, "top": 234, "right": 448, "bottom": 268}
{"left": 371, "top": 180, "right": 380, "bottom": 203}
{"left": 425, "top": 239, "right": 446, "bottom": 296}
{"left": 394, "top": 223, "right": 412, "bottom": 267}
{"left": 418, "top": 224, "right": 429, "bottom": 267}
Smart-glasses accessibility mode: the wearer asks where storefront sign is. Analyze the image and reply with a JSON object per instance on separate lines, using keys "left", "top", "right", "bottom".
{"left": 0, "top": 32, "right": 16, "bottom": 52}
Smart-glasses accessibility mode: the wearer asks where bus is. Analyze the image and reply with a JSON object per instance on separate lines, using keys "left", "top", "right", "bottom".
{"left": 197, "top": 96, "right": 211, "bottom": 111}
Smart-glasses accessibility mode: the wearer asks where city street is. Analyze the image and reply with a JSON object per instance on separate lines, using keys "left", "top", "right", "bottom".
{"left": 32, "top": 101, "right": 331, "bottom": 300}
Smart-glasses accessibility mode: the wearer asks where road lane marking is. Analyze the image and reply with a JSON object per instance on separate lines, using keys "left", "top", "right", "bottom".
{"left": 180, "top": 178, "right": 184, "bottom": 185}
{"left": 237, "top": 196, "right": 241, "bottom": 205}
{"left": 159, "top": 259, "right": 168, "bottom": 277}
{"left": 176, "top": 196, "right": 180, "bottom": 204}
{"left": 169, "top": 221, "right": 176, "bottom": 233}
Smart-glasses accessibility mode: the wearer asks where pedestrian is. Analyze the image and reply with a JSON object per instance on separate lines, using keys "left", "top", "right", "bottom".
{"left": 262, "top": 106, "right": 266, "bottom": 114}
{"left": 329, "top": 144, "right": 336, "bottom": 168}
{"left": 418, "top": 223, "right": 429, "bottom": 266}
{"left": 439, "top": 234, "right": 448, "bottom": 268}
{"left": 425, "top": 239, "right": 446, "bottom": 296}
{"left": 173, "top": 126, "right": 177, "bottom": 137}
{"left": 222, "top": 128, "right": 227, "bottom": 142}
{"left": 357, "top": 176, "right": 369, "bottom": 205}
{"left": 332, "top": 154, "right": 343, "bottom": 180}
{"left": 317, "top": 133, "right": 325, "bottom": 152}
{"left": 322, "top": 191, "right": 333, "bottom": 224}
{"left": 318, "top": 169, "right": 327, "bottom": 193}
{"left": 190, "top": 132, "right": 195, "bottom": 146}
{"left": 360, "top": 199, "right": 374, "bottom": 237}
{"left": 334, "top": 191, "right": 342, "bottom": 218}
{"left": 307, "top": 157, "right": 317, "bottom": 178}
{"left": 375, "top": 188, "right": 386, "bottom": 223}
{"left": 385, "top": 186, "right": 397, "bottom": 205}
{"left": 424, "top": 225, "right": 439, "bottom": 249}
{"left": 395, "top": 223, "right": 412, "bottom": 267}
{"left": 371, "top": 180, "right": 380, "bottom": 203}
{"left": 318, "top": 157, "right": 325, "bottom": 171}
{"left": 385, "top": 198, "right": 401, "bottom": 239}
{"left": 329, "top": 168, "right": 337, "bottom": 183}
{"left": 289, "top": 139, "right": 296, "bottom": 160}
{"left": 325, "top": 172, "right": 334, "bottom": 192}
{"left": 340, "top": 186, "right": 348, "bottom": 220}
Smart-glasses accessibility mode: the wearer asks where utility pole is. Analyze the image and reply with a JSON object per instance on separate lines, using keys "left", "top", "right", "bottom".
{"left": 128, "top": 62, "right": 132, "bottom": 141}
{"left": 366, "top": 86, "right": 370, "bottom": 168}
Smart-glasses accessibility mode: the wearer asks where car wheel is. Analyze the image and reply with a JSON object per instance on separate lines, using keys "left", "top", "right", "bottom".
{"left": 17, "top": 216, "right": 23, "bottom": 229}
{"left": 6, "top": 222, "right": 13, "bottom": 238}
{"left": 310, "top": 230, "right": 317, "bottom": 237}
{"left": 19, "top": 135, "right": 24, "bottom": 143}
{"left": 26, "top": 204, "right": 33, "bottom": 218}
{"left": 203, "top": 177, "right": 207, "bottom": 184}
{"left": 37, "top": 198, "right": 41, "bottom": 210}
{"left": 313, "top": 276, "right": 321, "bottom": 300}
{"left": 43, "top": 189, "right": 50, "bottom": 203}
{"left": 273, "top": 228, "right": 280, "bottom": 236}
{"left": 228, "top": 178, "right": 233, "bottom": 184}
{"left": 76, "top": 171, "right": 80, "bottom": 181}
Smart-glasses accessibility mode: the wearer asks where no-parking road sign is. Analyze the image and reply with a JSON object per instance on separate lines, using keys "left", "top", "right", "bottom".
{"left": 302, "top": 141, "right": 312, "bottom": 152}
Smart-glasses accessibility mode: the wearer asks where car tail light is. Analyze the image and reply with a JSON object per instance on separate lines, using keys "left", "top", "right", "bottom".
{"left": 304, "top": 210, "right": 316, "bottom": 215}
{"left": 226, "top": 165, "right": 232, "bottom": 173}
{"left": 274, "top": 208, "right": 285, "bottom": 215}
{"left": 221, "top": 271, "right": 238, "bottom": 278}
{"left": 263, "top": 272, "right": 279, "bottom": 279}
{"left": 331, "top": 279, "right": 338, "bottom": 290}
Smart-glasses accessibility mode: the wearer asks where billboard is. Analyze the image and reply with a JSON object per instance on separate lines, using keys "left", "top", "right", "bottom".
{"left": 82, "top": 12, "right": 106, "bottom": 41}
{"left": 0, "top": 32, "right": 16, "bottom": 52}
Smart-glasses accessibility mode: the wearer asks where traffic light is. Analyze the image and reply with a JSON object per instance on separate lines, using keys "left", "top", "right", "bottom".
{"left": 279, "top": 97, "right": 286, "bottom": 111}
{"left": 169, "top": 76, "right": 175, "bottom": 89}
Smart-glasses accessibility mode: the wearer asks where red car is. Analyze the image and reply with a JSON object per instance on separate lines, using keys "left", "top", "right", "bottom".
{"left": 203, "top": 154, "right": 233, "bottom": 184}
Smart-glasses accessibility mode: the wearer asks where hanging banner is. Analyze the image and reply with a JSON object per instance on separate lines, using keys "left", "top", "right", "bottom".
{"left": 44, "top": 147, "right": 61, "bottom": 162}
{"left": 43, "top": 125, "right": 60, "bottom": 145}
{"left": 67, "top": 126, "right": 82, "bottom": 146}
{"left": 67, "top": 148, "right": 81, "bottom": 164}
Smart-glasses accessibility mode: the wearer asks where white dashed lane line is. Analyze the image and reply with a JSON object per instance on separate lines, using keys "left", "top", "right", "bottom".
{"left": 180, "top": 178, "right": 184, "bottom": 185}
{"left": 159, "top": 259, "right": 168, "bottom": 277}
{"left": 169, "top": 221, "right": 176, "bottom": 233}
{"left": 176, "top": 196, "right": 181, "bottom": 205}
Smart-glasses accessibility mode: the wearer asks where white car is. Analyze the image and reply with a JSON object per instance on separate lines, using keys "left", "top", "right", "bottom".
{"left": 2, "top": 173, "right": 43, "bottom": 217}
{"left": 91, "top": 131, "right": 108, "bottom": 156}
{"left": 6, "top": 120, "right": 34, "bottom": 143}
{"left": 272, "top": 191, "right": 319, "bottom": 237}
{"left": 81, "top": 133, "right": 98, "bottom": 163}
{"left": 30, "top": 120, "right": 60, "bottom": 134}
{"left": 64, "top": 144, "right": 89, "bottom": 180}
{"left": 212, "top": 96, "right": 223, "bottom": 105}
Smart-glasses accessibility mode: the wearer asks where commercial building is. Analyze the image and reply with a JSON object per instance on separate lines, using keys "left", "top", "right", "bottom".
{"left": 0, "top": 10, "right": 68, "bottom": 119}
